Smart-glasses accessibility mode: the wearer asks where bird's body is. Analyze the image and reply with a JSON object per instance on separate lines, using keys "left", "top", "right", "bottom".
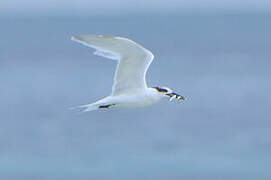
{"left": 71, "top": 35, "right": 186, "bottom": 112}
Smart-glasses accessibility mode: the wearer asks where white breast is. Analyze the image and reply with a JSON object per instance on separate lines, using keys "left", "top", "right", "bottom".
{"left": 109, "top": 88, "right": 163, "bottom": 109}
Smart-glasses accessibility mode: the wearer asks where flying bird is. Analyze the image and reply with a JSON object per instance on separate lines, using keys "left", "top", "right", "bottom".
{"left": 71, "top": 35, "right": 186, "bottom": 112}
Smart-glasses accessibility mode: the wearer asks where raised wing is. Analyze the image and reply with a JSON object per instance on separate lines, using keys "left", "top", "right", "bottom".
{"left": 71, "top": 35, "right": 154, "bottom": 96}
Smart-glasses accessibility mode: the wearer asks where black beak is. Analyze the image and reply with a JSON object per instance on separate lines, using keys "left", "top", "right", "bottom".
{"left": 166, "top": 92, "right": 187, "bottom": 101}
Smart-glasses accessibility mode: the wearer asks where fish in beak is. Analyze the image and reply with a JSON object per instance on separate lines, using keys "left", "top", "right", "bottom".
{"left": 166, "top": 92, "right": 187, "bottom": 102}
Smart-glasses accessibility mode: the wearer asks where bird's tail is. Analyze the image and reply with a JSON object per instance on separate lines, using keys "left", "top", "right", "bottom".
{"left": 69, "top": 103, "right": 99, "bottom": 113}
{"left": 70, "top": 97, "right": 115, "bottom": 113}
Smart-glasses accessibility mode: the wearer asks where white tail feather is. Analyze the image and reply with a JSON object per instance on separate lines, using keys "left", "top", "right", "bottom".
{"left": 69, "top": 103, "right": 99, "bottom": 113}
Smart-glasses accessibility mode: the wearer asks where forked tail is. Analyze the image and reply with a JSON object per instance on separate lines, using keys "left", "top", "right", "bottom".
{"left": 69, "top": 102, "right": 116, "bottom": 113}
{"left": 69, "top": 103, "right": 99, "bottom": 113}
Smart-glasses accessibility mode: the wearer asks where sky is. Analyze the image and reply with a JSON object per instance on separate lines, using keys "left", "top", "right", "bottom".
{"left": 1, "top": 0, "right": 271, "bottom": 16}
{"left": 1, "top": 13, "right": 271, "bottom": 179}
{"left": 1, "top": 0, "right": 271, "bottom": 178}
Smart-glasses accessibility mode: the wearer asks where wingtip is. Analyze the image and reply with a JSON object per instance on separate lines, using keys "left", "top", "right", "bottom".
{"left": 71, "top": 35, "right": 103, "bottom": 41}
{"left": 71, "top": 36, "right": 78, "bottom": 41}
{"left": 71, "top": 36, "right": 85, "bottom": 44}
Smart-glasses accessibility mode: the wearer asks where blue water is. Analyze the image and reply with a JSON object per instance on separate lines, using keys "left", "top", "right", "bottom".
{"left": 0, "top": 13, "right": 271, "bottom": 179}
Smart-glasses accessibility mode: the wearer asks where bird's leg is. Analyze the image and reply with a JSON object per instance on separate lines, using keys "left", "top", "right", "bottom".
{"left": 99, "top": 104, "right": 116, "bottom": 109}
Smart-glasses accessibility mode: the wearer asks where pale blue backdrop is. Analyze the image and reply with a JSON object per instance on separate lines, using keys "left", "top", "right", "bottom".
{"left": 0, "top": 2, "right": 271, "bottom": 179}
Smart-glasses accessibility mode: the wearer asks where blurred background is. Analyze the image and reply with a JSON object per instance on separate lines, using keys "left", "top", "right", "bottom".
{"left": 0, "top": 0, "right": 271, "bottom": 179}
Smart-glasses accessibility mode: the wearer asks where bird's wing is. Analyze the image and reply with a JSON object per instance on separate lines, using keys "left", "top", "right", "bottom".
{"left": 71, "top": 35, "right": 154, "bottom": 96}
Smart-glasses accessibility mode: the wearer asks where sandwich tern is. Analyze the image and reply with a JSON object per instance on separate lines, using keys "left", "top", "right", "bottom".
{"left": 71, "top": 35, "right": 186, "bottom": 112}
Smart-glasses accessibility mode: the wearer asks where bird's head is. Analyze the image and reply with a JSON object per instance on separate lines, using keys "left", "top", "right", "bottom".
{"left": 152, "top": 86, "right": 187, "bottom": 102}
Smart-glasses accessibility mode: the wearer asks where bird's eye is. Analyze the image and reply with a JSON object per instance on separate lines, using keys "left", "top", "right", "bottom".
{"left": 153, "top": 87, "right": 168, "bottom": 93}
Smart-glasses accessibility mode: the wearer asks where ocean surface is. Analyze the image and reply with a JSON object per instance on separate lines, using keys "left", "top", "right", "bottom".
{"left": 0, "top": 13, "right": 271, "bottom": 179}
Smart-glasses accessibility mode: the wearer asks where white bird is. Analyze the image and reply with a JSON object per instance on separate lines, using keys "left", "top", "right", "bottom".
{"left": 71, "top": 35, "right": 186, "bottom": 112}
